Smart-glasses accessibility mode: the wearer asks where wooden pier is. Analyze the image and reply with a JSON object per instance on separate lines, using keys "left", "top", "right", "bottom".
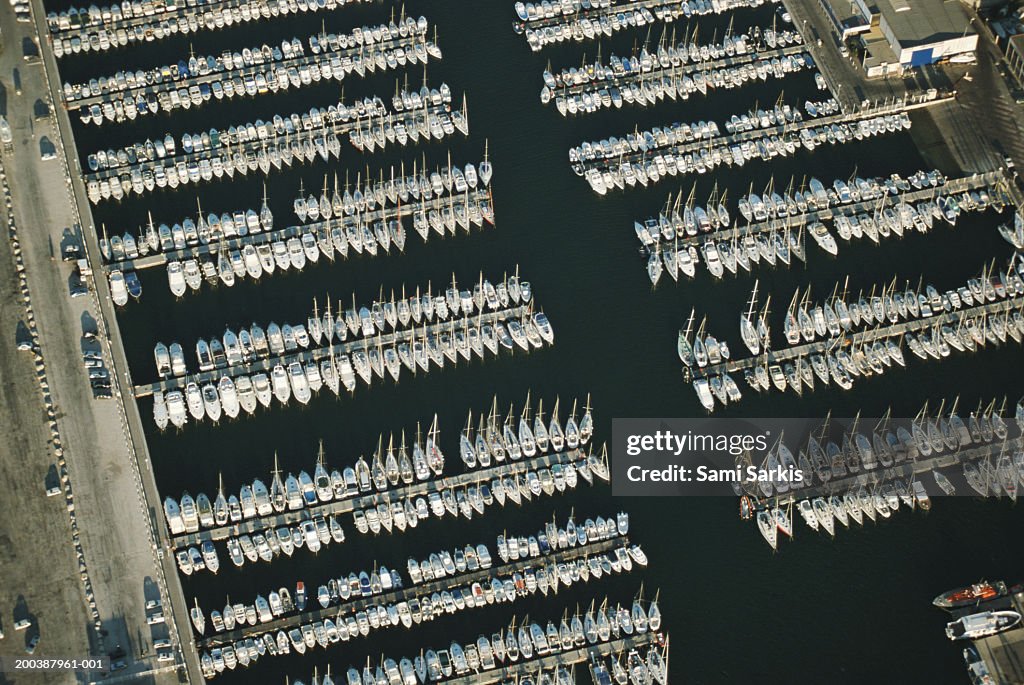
{"left": 170, "top": 446, "right": 589, "bottom": 549}
{"left": 102, "top": 187, "right": 492, "bottom": 272}
{"left": 200, "top": 534, "right": 627, "bottom": 648}
{"left": 135, "top": 302, "right": 532, "bottom": 398}
{"left": 698, "top": 292, "right": 1024, "bottom": 379}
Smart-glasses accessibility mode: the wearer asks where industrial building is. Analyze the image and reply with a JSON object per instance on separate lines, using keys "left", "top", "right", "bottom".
{"left": 821, "top": 0, "right": 978, "bottom": 75}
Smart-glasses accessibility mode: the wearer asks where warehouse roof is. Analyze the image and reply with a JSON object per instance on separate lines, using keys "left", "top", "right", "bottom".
{"left": 877, "top": 0, "right": 974, "bottom": 48}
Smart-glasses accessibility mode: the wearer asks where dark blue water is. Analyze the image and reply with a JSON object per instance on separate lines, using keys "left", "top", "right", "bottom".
{"left": 47, "top": 0, "right": 1024, "bottom": 682}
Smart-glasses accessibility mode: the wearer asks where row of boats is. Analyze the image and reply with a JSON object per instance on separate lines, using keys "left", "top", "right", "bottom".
{"left": 159, "top": 190, "right": 494, "bottom": 297}
{"left": 88, "top": 83, "right": 462, "bottom": 173}
{"left": 751, "top": 475, "right": 932, "bottom": 549}
{"left": 514, "top": 0, "right": 780, "bottom": 51}
{"left": 67, "top": 17, "right": 438, "bottom": 122}
{"left": 637, "top": 168, "right": 952, "bottom": 248}
{"left": 752, "top": 446, "right": 1024, "bottom": 549}
{"left": 85, "top": 87, "right": 469, "bottom": 202}
{"left": 685, "top": 257, "right": 1024, "bottom": 408}
{"left": 542, "top": 26, "right": 800, "bottom": 91}
{"left": 182, "top": 443, "right": 609, "bottom": 577}
{"left": 775, "top": 260, "right": 1024, "bottom": 348}
{"left": 48, "top": 0, "right": 375, "bottom": 56}
{"left": 294, "top": 156, "right": 493, "bottom": 223}
{"left": 590, "top": 642, "right": 669, "bottom": 685}
{"left": 197, "top": 517, "right": 640, "bottom": 676}
{"left": 164, "top": 394, "right": 593, "bottom": 534}
{"left": 200, "top": 564, "right": 404, "bottom": 636}
{"left": 578, "top": 103, "right": 908, "bottom": 194}
{"left": 287, "top": 639, "right": 668, "bottom": 685}
{"left": 100, "top": 195, "right": 271, "bottom": 262}
{"left": 544, "top": 35, "right": 811, "bottom": 116}
{"left": 458, "top": 396, "right": 593, "bottom": 469}
{"left": 152, "top": 306, "right": 552, "bottom": 427}
{"left": 748, "top": 401, "right": 1016, "bottom": 492}
{"left": 201, "top": 543, "right": 645, "bottom": 678}
{"left": 645, "top": 180, "right": 1000, "bottom": 284}
{"left": 105, "top": 159, "right": 494, "bottom": 298}
{"left": 205, "top": 591, "right": 662, "bottom": 681}
{"left": 154, "top": 272, "right": 537, "bottom": 378}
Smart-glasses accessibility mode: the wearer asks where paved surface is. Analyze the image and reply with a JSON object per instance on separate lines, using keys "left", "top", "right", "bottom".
{"left": 783, "top": 0, "right": 1019, "bottom": 177}
{"left": 0, "top": 0, "right": 190, "bottom": 683}
{"left": 974, "top": 591, "right": 1024, "bottom": 684}
{"left": 0, "top": 123, "right": 93, "bottom": 685}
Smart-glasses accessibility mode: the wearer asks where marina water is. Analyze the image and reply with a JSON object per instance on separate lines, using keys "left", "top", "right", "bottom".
{"left": 50, "top": 0, "right": 1024, "bottom": 680}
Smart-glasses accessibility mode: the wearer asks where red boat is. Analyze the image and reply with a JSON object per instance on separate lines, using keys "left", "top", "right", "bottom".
{"left": 933, "top": 580, "right": 1008, "bottom": 609}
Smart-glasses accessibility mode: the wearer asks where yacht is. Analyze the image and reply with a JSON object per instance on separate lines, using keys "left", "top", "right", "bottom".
{"left": 271, "top": 364, "right": 291, "bottom": 404}
{"left": 289, "top": 362, "right": 312, "bottom": 404}
{"left": 946, "top": 611, "right": 1021, "bottom": 640}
